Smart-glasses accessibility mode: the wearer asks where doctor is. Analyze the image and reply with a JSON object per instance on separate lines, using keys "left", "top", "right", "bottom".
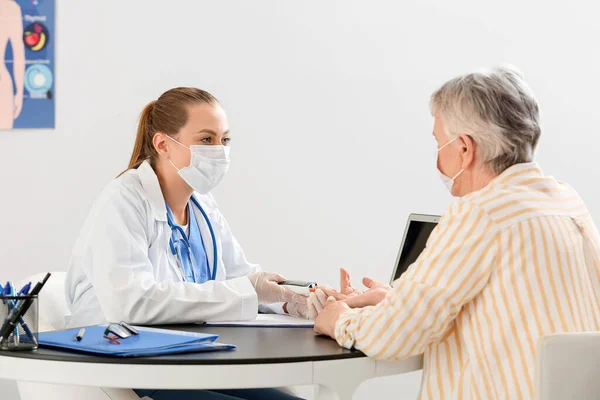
{"left": 65, "top": 87, "right": 310, "bottom": 331}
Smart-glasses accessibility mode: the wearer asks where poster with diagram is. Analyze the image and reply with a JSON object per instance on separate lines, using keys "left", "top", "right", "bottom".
{"left": 1, "top": 0, "right": 54, "bottom": 130}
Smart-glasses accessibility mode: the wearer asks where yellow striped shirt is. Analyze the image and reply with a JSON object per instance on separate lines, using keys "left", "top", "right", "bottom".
{"left": 335, "top": 162, "right": 600, "bottom": 399}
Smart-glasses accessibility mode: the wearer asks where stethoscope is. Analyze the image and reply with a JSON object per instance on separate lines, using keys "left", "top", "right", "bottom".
{"left": 166, "top": 197, "right": 218, "bottom": 282}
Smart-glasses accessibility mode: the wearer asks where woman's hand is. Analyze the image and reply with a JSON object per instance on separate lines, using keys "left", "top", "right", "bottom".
{"left": 307, "top": 269, "right": 391, "bottom": 318}
{"left": 249, "top": 272, "right": 302, "bottom": 304}
{"left": 314, "top": 297, "right": 350, "bottom": 338}
{"left": 284, "top": 296, "right": 311, "bottom": 319}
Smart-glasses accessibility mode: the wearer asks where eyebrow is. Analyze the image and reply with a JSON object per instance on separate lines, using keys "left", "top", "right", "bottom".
{"left": 195, "top": 129, "right": 230, "bottom": 136}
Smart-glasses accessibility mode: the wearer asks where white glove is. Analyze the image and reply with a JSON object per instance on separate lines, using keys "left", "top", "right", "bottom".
{"left": 307, "top": 288, "right": 328, "bottom": 320}
{"left": 285, "top": 295, "right": 311, "bottom": 319}
{"left": 248, "top": 272, "right": 304, "bottom": 305}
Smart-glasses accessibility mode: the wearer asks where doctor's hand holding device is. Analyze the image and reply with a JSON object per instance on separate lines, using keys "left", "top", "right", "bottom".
{"left": 64, "top": 87, "right": 311, "bottom": 330}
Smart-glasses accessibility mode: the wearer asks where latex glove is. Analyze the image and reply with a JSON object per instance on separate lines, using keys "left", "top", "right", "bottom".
{"left": 248, "top": 272, "right": 302, "bottom": 304}
{"left": 307, "top": 288, "right": 328, "bottom": 320}
{"left": 284, "top": 295, "right": 311, "bottom": 319}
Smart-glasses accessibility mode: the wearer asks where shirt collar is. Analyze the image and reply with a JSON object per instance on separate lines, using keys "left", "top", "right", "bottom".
{"left": 137, "top": 160, "right": 168, "bottom": 222}
{"left": 489, "top": 161, "right": 543, "bottom": 187}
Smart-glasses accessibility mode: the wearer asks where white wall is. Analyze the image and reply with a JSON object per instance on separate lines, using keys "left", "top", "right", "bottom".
{"left": 1, "top": 0, "right": 600, "bottom": 398}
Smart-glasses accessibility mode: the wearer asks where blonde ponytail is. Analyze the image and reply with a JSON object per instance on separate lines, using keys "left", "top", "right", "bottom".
{"left": 119, "top": 88, "right": 219, "bottom": 177}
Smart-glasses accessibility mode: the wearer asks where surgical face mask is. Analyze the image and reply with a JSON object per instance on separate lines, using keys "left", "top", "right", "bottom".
{"left": 437, "top": 137, "right": 464, "bottom": 194}
{"left": 166, "top": 135, "right": 231, "bottom": 194}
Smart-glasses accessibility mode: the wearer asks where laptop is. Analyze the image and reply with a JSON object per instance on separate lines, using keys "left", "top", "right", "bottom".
{"left": 390, "top": 213, "right": 440, "bottom": 283}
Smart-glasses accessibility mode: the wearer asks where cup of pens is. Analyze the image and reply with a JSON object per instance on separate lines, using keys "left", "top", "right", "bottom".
{"left": 0, "top": 293, "right": 39, "bottom": 351}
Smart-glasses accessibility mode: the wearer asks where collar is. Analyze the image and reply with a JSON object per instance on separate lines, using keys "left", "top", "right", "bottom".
{"left": 489, "top": 161, "right": 543, "bottom": 187}
{"left": 137, "top": 160, "right": 218, "bottom": 222}
{"left": 460, "top": 161, "right": 543, "bottom": 202}
{"left": 137, "top": 160, "right": 168, "bottom": 222}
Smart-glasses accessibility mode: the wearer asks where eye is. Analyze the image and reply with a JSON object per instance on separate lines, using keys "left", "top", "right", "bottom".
{"left": 201, "top": 137, "right": 212, "bottom": 144}
{"left": 222, "top": 137, "right": 231, "bottom": 145}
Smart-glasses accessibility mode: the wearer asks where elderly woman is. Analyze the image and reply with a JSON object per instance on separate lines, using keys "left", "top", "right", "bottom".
{"left": 313, "top": 66, "right": 600, "bottom": 399}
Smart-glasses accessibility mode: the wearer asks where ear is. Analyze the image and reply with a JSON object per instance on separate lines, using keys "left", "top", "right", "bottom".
{"left": 458, "top": 134, "right": 476, "bottom": 169}
{"left": 153, "top": 133, "right": 169, "bottom": 159}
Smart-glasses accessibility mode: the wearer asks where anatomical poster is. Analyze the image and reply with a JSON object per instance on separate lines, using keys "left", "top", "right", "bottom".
{"left": 1, "top": 0, "right": 55, "bottom": 130}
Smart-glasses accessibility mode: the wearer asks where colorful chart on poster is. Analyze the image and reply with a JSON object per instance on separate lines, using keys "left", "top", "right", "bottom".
{"left": 1, "top": 0, "right": 55, "bottom": 130}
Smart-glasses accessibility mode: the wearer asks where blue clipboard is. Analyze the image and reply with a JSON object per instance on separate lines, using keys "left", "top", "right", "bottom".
{"left": 38, "top": 325, "right": 236, "bottom": 357}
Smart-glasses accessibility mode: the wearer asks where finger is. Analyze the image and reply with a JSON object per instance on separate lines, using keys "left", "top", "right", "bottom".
{"left": 306, "top": 296, "right": 318, "bottom": 320}
{"left": 315, "top": 289, "right": 328, "bottom": 306}
{"left": 362, "top": 277, "right": 376, "bottom": 288}
{"left": 270, "top": 273, "right": 287, "bottom": 283}
{"left": 321, "top": 287, "right": 346, "bottom": 300}
{"left": 291, "top": 293, "right": 309, "bottom": 305}
{"left": 344, "top": 293, "right": 366, "bottom": 308}
{"left": 279, "top": 285, "right": 302, "bottom": 303}
{"left": 325, "top": 296, "right": 337, "bottom": 305}
{"left": 343, "top": 287, "right": 354, "bottom": 295}
{"left": 340, "top": 268, "right": 351, "bottom": 293}
{"left": 309, "top": 292, "right": 324, "bottom": 313}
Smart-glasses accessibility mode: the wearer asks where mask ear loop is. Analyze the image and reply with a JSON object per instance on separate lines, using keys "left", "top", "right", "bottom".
{"left": 437, "top": 136, "right": 459, "bottom": 152}
{"left": 438, "top": 136, "right": 464, "bottom": 182}
{"left": 165, "top": 135, "right": 190, "bottom": 171}
{"left": 168, "top": 158, "right": 181, "bottom": 171}
{"left": 451, "top": 168, "right": 465, "bottom": 181}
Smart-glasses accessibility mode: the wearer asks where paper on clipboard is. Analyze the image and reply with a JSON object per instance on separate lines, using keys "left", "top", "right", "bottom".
{"left": 203, "top": 314, "right": 314, "bottom": 328}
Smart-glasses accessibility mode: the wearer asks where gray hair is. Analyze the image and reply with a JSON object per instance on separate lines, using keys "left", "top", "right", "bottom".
{"left": 430, "top": 66, "right": 541, "bottom": 175}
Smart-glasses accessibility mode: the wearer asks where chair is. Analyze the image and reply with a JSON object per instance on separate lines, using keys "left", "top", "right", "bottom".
{"left": 14, "top": 272, "right": 301, "bottom": 400}
{"left": 534, "top": 332, "right": 600, "bottom": 400}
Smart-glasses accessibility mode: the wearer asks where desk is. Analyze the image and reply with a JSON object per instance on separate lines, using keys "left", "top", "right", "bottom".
{"left": 0, "top": 325, "right": 423, "bottom": 400}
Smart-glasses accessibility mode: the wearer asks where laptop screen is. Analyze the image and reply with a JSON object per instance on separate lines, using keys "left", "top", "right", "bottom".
{"left": 391, "top": 215, "right": 439, "bottom": 282}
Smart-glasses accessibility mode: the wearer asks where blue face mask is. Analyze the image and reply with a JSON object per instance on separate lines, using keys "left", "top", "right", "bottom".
{"left": 437, "top": 137, "right": 464, "bottom": 194}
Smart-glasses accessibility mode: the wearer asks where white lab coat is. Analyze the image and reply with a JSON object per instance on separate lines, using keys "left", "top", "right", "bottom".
{"left": 65, "top": 161, "right": 262, "bottom": 328}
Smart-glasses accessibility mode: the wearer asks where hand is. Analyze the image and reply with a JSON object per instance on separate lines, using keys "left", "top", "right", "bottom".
{"left": 334, "top": 276, "right": 391, "bottom": 308}
{"left": 306, "top": 288, "right": 328, "bottom": 320}
{"left": 13, "top": 95, "right": 23, "bottom": 119}
{"left": 340, "top": 267, "right": 362, "bottom": 296}
{"left": 308, "top": 269, "right": 391, "bottom": 317}
{"left": 248, "top": 272, "right": 304, "bottom": 305}
{"left": 284, "top": 296, "right": 311, "bottom": 319}
{"left": 314, "top": 297, "right": 350, "bottom": 338}
{"left": 339, "top": 286, "right": 390, "bottom": 308}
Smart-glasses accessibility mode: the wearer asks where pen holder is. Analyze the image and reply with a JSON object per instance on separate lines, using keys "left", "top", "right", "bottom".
{"left": 0, "top": 295, "right": 39, "bottom": 351}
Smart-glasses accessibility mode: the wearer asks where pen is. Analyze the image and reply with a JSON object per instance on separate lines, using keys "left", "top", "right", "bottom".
{"left": 4, "top": 298, "right": 38, "bottom": 346}
{"left": 9, "top": 284, "right": 19, "bottom": 346}
{"left": 0, "top": 283, "right": 36, "bottom": 346}
{"left": 18, "top": 283, "right": 31, "bottom": 296}
{"left": 0, "top": 273, "right": 51, "bottom": 345}
{"left": 74, "top": 328, "right": 85, "bottom": 342}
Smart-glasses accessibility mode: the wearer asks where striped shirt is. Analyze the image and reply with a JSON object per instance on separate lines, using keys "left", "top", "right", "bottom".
{"left": 335, "top": 162, "right": 600, "bottom": 399}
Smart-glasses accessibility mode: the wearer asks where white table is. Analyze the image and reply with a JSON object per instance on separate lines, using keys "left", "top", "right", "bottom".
{"left": 0, "top": 326, "right": 423, "bottom": 400}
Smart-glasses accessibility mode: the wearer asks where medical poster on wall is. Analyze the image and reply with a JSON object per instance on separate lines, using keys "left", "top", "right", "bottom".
{"left": 1, "top": 0, "right": 55, "bottom": 130}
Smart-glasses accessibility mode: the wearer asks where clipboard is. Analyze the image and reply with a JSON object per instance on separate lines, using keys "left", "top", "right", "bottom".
{"left": 38, "top": 325, "right": 236, "bottom": 357}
